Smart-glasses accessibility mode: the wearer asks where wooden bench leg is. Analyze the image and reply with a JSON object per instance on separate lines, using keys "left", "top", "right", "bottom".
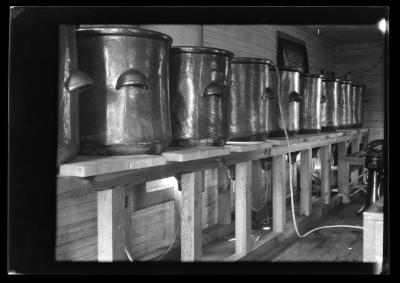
{"left": 181, "top": 171, "right": 203, "bottom": 262}
{"left": 218, "top": 166, "right": 231, "bottom": 225}
{"left": 272, "top": 154, "right": 286, "bottom": 233}
{"left": 97, "top": 187, "right": 126, "bottom": 262}
{"left": 338, "top": 142, "right": 351, "bottom": 204}
{"left": 300, "top": 149, "right": 312, "bottom": 216}
{"left": 251, "top": 160, "right": 264, "bottom": 229}
{"left": 320, "top": 145, "right": 332, "bottom": 205}
{"left": 361, "top": 132, "right": 369, "bottom": 150}
{"left": 350, "top": 137, "right": 361, "bottom": 185}
{"left": 235, "top": 161, "right": 252, "bottom": 254}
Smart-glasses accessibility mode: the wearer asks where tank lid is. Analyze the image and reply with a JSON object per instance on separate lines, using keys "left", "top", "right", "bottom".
{"left": 232, "top": 57, "right": 274, "bottom": 65}
{"left": 76, "top": 25, "right": 173, "bottom": 44}
{"left": 351, "top": 83, "right": 367, "bottom": 87}
{"left": 170, "top": 46, "right": 234, "bottom": 58}
{"left": 339, "top": 80, "right": 352, "bottom": 84}
{"left": 277, "top": 66, "right": 304, "bottom": 73}
{"left": 303, "top": 73, "right": 324, "bottom": 78}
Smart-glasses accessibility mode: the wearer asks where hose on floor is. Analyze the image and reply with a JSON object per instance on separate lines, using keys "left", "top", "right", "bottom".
{"left": 269, "top": 60, "right": 363, "bottom": 238}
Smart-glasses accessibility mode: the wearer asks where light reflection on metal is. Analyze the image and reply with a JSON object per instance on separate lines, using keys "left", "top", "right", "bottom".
{"left": 299, "top": 73, "right": 323, "bottom": 133}
{"left": 169, "top": 46, "right": 234, "bottom": 147}
{"left": 76, "top": 25, "right": 173, "bottom": 155}
{"left": 228, "top": 57, "right": 274, "bottom": 141}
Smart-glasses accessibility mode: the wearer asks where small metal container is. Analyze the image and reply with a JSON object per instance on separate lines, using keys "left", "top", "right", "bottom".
{"left": 76, "top": 25, "right": 173, "bottom": 155}
{"left": 169, "top": 46, "right": 234, "bottom": 147}
{"left": 269, "top": 66, "right": 303, "bottom": 136}
{"left": 338, "top": 80, "right": 353, "bottom": 129}
{"left": 320, "top": 77, "right": 339, "bottom": 131}
{"left": 57, "top": 25, "right": 93, "bottom": 165}
{"left": 299, "top": 73, "right": 323, "bottom": 133}
{"left": 228, "top": 57, "right": 275, "bottom": 141}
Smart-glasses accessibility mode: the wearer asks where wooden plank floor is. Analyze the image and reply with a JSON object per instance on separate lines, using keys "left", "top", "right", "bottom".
{"left": 257, "top": 200, "right": 364, "bottom": 262}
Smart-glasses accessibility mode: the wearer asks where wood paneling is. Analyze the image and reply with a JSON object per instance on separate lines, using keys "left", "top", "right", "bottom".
{"left": 130, "top": 201, "right": 175, "bottom": 259}
{"left": 56, "top": 178, "right": 98, "bottom": 261}
{"left": 140, "top": 25, "right": 202, "bottom": 46}
{"left": 203, "top": 25, "right": 335, "bottom": 73}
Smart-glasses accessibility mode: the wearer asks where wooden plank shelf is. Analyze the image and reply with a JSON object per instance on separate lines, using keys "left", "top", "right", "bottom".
{"left": 297, "top": 132, "right": 331, "bottom": 142}
{"left": 225, "top": 141, "right": 273, "bottom": 152}
{"left": 324, "top": 131, "right": 344, "bottom": 138}
{"left": 339, "top": 129, "right": 359, "bottom": 136}
{"left": 162, "top": 147, "right": 230, "bottom": 162}
{"left": 265, "top": 136, "right": 305, "bottom": 146}
{"left": 59, "top": 155, "right": 167, "bottom": 177}
{"left": 56, "top": 128, "right": 370, "bottom": 262}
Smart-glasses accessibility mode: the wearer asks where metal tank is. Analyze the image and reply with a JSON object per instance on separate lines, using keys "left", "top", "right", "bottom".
{"left": 299, "top": 73, "right": 323, "bottom": 133}
{"left": 76, "top": 25, "right": 173, "bottom": 155}
{"left": 351, "top": 83, "right": 367, "bottom": 128}
{"left": 338, "top": 80, "right": 352, "bottom": 129}
{"left": 269, "top": 67, "right": 303, "bottom": 136}
{"left": 169, "top": 46, "right": 234, "bottom": 147}
{"left": 320, "top": 77, "right": 339, "bottom": 131}
{"left": 228, "top": 57, "right": 275, "bottom": 141}
{"left": 57, "top": 25, "right": 93, "bottom": 165}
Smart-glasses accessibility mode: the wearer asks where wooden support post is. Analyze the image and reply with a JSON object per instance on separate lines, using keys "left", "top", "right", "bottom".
{"left": 320, "top": 145, "right": 332, "bottom": 205}
{"left": 351, "top": 137, "right": 360, "bottom": 153}
{"left": 338, "top": 142, "right": 351, "bottom": 204}
{"left": 97, "top": 187, "right": 126, "bottom": 262}
{"left": 181, "top": 171, "right": 203, "bottom": 261}
{"left": 251, "top": 160, "right": 264, "bottom": 228}
{"left": 234, "top": 161, "right": 252, "bottom": 254}
{"left": 218, "top": 166, "right": 231, "bottom": 225}
{"left": 350, "top": 138, "right": 361, "bottom": 185}
{"left": 300, "top": 149, "right": 312, "bottom": 216}
{"left": 272, "top": 154, "right": 286, "bottom": 233}
{"left": 361, "top": 132, "right": 370, "bottom": 150}
{"left": 124, "top": 187, "right": 133, "bottom": 260}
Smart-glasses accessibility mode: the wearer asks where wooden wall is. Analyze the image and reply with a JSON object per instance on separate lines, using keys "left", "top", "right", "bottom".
{"left": 56, "top": 25, "right": 349, "bottom": 261}
{"left": 203, "top": 25, "right": 335, "bottom": 73}
{"left": 334, "top": 41, "right": 385, "bottom": 142}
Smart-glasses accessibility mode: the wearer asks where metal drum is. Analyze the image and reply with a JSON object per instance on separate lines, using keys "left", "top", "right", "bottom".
{"left": 269, "top": 67, "right": 303, "bottom": 136}
{"left": 57, "top": 25, "right": 93, "bottom": 165}
{"left": 351, "top": 83, "right": 367, "bottom": 128}
{"left": 76, "top": 25, "right": 173, "bottom": 155}
{"left": 338, "top": 80, "right": 352, "bottom": 129}
{"left": 320, "top": 77, "right": 339, "bottom": 131}
{"left": 299, "top": 73, "right": 323, "bottom": 133}
{"left": 228, "top": 57, "right": 274, "bottom": 141}
{"left": 169, "top": 46, "right": 234, "bottom": 147}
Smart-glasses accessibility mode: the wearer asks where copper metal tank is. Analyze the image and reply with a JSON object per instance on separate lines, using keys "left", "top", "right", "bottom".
{"left": 299, "top": 73, "right": 323, "bottom": 133}
{"left": 320, "top": 77, "right": 339, "bottom": 131}
{"left": 57, "top": 25, "right": 93, "bottom": 165}
{"left": 228, "top": 57, "right": 274, "bottom": 141}
{"left": 351, "top": 83, "right": 367, "bottom": 128}
{"left": 76, "top": 25, "right": 173, "bottom": 155}
{"left": 169, "top": 46, "right": 234, "bottom": 147}
{"left": 269, "top": 67, "right": 303, "bottom": 136}
{"left": 338, "top": 80, "right": 353, "bottom": 129}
